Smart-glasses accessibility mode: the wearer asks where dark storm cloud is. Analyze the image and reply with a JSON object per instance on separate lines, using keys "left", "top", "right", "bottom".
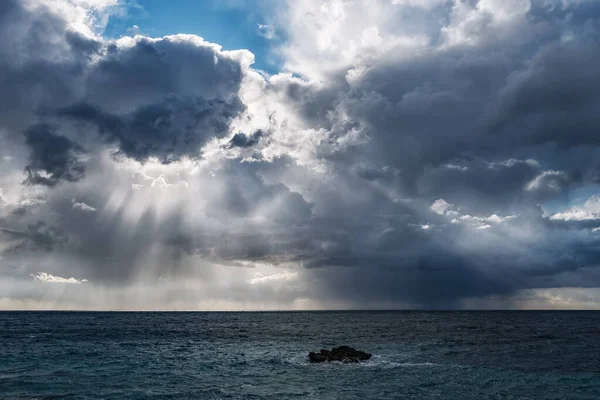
{"left": 61, "top": 35, "right": 250, "bottom": 161}
{"left": 228, "top": 130, "right": 265, "bottom": 148}
{"left": 0, "top": 1, "right": 249, "bottom": 161}
{"left": 489, "top": 39, "right": 600, "bottom": 149}
{"left": 277, "top": 1, "right": 600, "bottom": 195}
{"left": 0, "top": 0, "right": 104, "bottom": 131}
{"left": 308, "top": 249, "right": 516, "bottom": 308}
{"left": 56, "top": 103, "right": 124, "bottom": 135}
{"left": 236, "top": 0, "right": 600, "bottom": 307}
{"left": 25, "top": 222, "right": 67, "bottom": 252}
{"left": 0, "top": 222, "right": 66, "bottom": 252}
{"left": 58, "top": 95, "right": 245, "bottom": 162}
{"left": 23, "top": 124, "right": 87, "bottom": 187}
{"left": 415, "top": 158, "right": 582, "bottom": 215}
{"left": 85, "top": 36, "right": 247, "bottom": 110}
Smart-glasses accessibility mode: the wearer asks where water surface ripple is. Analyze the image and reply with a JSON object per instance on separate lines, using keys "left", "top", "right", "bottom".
{"left": 1, "top": 311, "right": 599, "bottom": 399}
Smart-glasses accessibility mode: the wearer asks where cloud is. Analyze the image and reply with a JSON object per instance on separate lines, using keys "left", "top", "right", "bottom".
{"left": 257, "top": 23, "right": 277, "bottom": 40}
{"left": 30, "top": 272, "right": 88, "bottom": 284}
{"left": 72, "top": 200, "right": 96, "bottom": 212}
{"left": 430, "top": 199, "right": 455, "bottom": 215}
{"left": 23, "top": 124, "right": 87, "bottom": 187}
{"left": 250, "top": 271, "right": 298, "bottom": 284}
{"left": 0, "top": 222, "right": 66, "bottom": 252}
{"left": 228, "top": 130, "right": 265, "bottom": 148}
{"left": 526, "top": 170, "right": 576, "bottom": 194}
{"left": 2, "top": 0, "right": 600, "bottom": 309}
{"left": 53, "top": 34, "right": 251, "bottom": 163}
{"left": 429, "top": 198, "right": 516, "bottom": 229}
{"left": 392, "top": 0, "right": 448, "bottom": 9}
{"left": 551, "top": 195, "right": 600, "bottom": 221}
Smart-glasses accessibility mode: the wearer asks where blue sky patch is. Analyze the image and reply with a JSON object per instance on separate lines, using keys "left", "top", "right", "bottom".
{"left": 104, "top": 0, "right": 281, "bottom": 73}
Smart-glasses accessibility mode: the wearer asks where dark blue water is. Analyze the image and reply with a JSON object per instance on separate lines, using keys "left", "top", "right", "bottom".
{"left": 1, "top": 311, "right": 599, "bottom": 399}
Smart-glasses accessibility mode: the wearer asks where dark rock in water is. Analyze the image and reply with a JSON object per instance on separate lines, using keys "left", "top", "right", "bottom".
{"left": 308, "top": 346, "right": 372, "bottom": 363}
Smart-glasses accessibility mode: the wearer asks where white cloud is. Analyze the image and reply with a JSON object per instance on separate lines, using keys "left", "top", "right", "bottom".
{"left": 30, "top": 272, "right": 88, "bottom": 284}
{"left": 441, "top": 0, "right": 531, "bottom": 47}
{"left": 276, "top": 0, "right": 432, "bottom": 80}
{"left": 431, "top": 199, "right": 516, "bottom": 229}
{"left": 445, "top": 163, "right": 469, "bottom": 171}
{"left": 18, "top": 198, "right": 46, "bottom": 207}
{"left": 149, "top": 175, "right": 189, "bottom": 189}
{"left": 126, "top": 24, "right": 144, "bottom": 37}
{"left": 551, "top": 195, "right": 600, "bottom": 221}
{"left": 526, "top": 170, "right": 569, "bottom": 192}
{"left": 430, "top": 198, "right": 454, "bottom": 215}
{"left": 72, "top": 200, "right": 96, "bottom": 212}
{"left": 477, "top": 0, "right": 531, "bottom": 22}
{"left": 392, "top": 0, "right": 448, "bottom": 9}
{"left": 250, "top": 271, "right": 298, "bottom": 285}
{"left": 257, "top": 23, "right": 277, "bottom": 40}
{"left": 460, "top": 213, "right": 516, "bottom": 224}
{"left": 36, "top": 0, "right": 121, "bottom": 37}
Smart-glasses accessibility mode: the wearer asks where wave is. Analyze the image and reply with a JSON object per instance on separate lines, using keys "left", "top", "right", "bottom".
{"left": 283, "top": 353, "right": 440, "bottom": 370}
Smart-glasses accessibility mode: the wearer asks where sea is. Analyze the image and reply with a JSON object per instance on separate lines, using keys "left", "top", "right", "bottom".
{"left": 1, "top": 311, "right": 599, "bottom": 399}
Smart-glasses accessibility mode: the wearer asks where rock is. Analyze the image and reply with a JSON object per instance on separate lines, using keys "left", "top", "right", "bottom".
{"left": 308, "top": 346, "right": 372, "bottom": 363}
{"left": 308, "top": 352, "right": 328, "bottom": 362}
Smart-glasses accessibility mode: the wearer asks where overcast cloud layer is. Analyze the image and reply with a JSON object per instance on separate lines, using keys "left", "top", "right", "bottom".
{"left": 1, "top": 0, "right": 600, "bottom": 310}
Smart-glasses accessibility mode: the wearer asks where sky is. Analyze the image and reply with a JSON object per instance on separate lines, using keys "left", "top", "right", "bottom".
{"left": 1, "top": 0, "right": 600, "bottom": 310}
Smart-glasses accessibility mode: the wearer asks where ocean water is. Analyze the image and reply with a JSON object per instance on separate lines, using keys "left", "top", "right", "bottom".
{"left": 1, "top": 311, "right": 599, "bottom": 399}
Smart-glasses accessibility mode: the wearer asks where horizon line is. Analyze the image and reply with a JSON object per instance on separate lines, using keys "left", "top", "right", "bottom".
{"left": 1, "top": 309, "right": 599, "bottom": 312}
